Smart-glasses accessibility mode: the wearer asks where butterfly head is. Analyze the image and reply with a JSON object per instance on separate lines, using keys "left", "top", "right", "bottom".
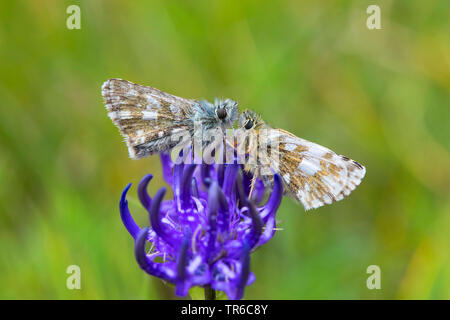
{"left": 214, "top": 98, "right": 239, "bottom": 128}
{"left": 239, "top": 109, "right": 263, "bottom": 130}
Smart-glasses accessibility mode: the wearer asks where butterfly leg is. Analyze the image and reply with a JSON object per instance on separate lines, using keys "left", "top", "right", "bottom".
{"left": 248, "top": 167, "right": 259, "bottom": 199}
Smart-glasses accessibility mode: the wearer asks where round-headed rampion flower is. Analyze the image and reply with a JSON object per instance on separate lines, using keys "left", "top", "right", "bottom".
{"left": 119, "top": 153, "right": 283, "bottom": 299}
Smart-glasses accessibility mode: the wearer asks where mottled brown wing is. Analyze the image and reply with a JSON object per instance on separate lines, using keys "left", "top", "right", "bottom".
{"left": 273, "top": 129, "right": 366, "bottom": 210}
{"left": 102, "top": 78, "right": 197, "bottom": 159}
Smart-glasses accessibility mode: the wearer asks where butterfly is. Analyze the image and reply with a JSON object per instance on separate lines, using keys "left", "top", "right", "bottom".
{"left": 236, "top": 110, "right": 366, "bottom": 210}
{"left": 101, "top": 78, "right": 239, "bottom": 159}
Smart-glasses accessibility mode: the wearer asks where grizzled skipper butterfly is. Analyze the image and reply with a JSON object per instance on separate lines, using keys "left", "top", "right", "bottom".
{"left": 237, "top": 110, "right": 366, "bottom": 211}
{"left": 101, "top": 78, "right": 238, "bottom": 159}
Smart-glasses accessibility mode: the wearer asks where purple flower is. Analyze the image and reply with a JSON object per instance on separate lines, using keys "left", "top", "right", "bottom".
{"left": 119, "top": 153, "right": 283, "bottom": 300}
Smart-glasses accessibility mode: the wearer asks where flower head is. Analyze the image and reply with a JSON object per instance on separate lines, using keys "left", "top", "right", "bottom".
{"left": 119, "top": 153, "right": 283, "bottom": 299}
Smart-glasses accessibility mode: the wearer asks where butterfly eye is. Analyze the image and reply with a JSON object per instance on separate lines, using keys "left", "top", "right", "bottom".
{"left": 216, "top": 107, "right": 227, "bottom": 120}
{"left": 244, "top": 119, "right": 254, "bottom": 130}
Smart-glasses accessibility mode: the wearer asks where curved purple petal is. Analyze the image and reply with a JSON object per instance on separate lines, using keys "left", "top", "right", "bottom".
{"left": 160, "top": 152, "right": 174, "bottom": 184}
{"left": 235, "top": 242, "right": 251, "bottom": 300}
{"left": 206, "top": 182, "right": 219, "bottom": 263}
{"left": 217, "top": 164, "right": 224, "bottom": 187}
{"left": 257, "top": 206, "right": 277, "bottom": 247}
{"left": 234, "top": 172, "right": 247, "bottom": 210}
{"left": 138, "top": 174, "right": 152, "bottom": 211}
{"left": 200, "top": 163, "right": 211, "bottom": 187}
{"left": 175, "top": 233, "right": 190, "bottom": 297}
{"left": 191, "top": 177, "right": 199, "bottom": 198}
{"left": 251, "top": 179, "right": 266, "bottom": 205}
{"left": 149, "top": 187, "right": 180, "bottom": 248}
{"left": 245, "top": 200, "right": 263, "bottom": 249}
{"left": 120, "top": 183, "right": 141, "bottom": 239}
{"left": 181, "top": 164, "right": 197, "bottom": 207}
{"left": 215, "top": 182, "right": 230, "bottom": 233}
{"left": 134, "top": 227, "right": 174, "bottom": 282}
{"left": 222, "top": 164, "right": 239, "bottom": 197}
{"left": 260, "top": 174, "right": 283, "bottom": 223}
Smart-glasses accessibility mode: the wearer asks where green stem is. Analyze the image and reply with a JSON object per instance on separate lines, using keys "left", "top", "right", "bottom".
{"left": 204, "top": 285, "right": 216, "bottom": 300}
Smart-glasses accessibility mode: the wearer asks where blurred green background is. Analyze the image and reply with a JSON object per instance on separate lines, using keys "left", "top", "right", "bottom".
{"left": 0, "top": 0, "right": 449, "bottom": 299}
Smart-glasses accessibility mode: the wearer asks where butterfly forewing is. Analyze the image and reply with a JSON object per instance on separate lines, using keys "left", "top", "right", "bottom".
{"left": 274, "top": 129, "right": 365, "bottom": 210}
{"left": 102, "top": 78, "right": 197, "bottom": 159}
